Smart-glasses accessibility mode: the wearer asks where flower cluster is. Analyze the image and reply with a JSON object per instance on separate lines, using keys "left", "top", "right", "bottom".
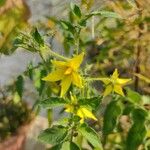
{"left": 42, "top": 52, "right": 131, "bottom": 123}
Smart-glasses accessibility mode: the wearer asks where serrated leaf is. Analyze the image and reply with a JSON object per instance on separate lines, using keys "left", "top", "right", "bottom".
{"left": 39, "top": 97, "right": 68, "bottom": 109}
{"left": 16, "top": 75, "right": 24, "bottom": 98}
{"left": 126, "top": 108, "right": 147, "bottom": 150}
{"left": 38, "top": 125, "right": 68, "bottom": 145}
{"left": 78, "top": 96, "right": 102, "bottom": 110}
{"left": 103, "top": 100, "right": 122, "bottom": 136}
{"left": 31, "top": 28, "right": 44, "bottom": 46}
{"left": 70, "top": 3, "right": 82, "bottom": 18}
{"left": 78, "top": 123, "right": 102, "bottom": 149}
{"left": 126, "top": 88, "right": 141, "bottom": 104}
{"left": 86, "top": 11, "right": 122, "bottom": 19}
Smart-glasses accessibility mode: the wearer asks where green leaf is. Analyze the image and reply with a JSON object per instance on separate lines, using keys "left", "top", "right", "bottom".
{"left": 31, "top": 28, "right": 44, "bottom": 46}
{"left": 38, "top": 125, "right": 68, "bottom": 145}
{"left": 13, "top": 92, "right": 21, "bottom": 104}
{"left": 78, "top": 96, "right": 102, "bottom": 110}
{"left": 59, "top": 21, "right": 75, "bottom": 34}
{"left": 86, "top": 11, "right": 122, "bottom": 19}
{"left": 50, "top": 142, "right": 80, "bottom": 150}
{"left": 103, "top": 100, "right": 122, "bottom": 136}
{"left": 50, "top": 144, "right": 62, "bottom": 150}
{"left": 61, "top": 141, "right": 80, "bottom": 150}
{"left": 0, "top": 0, "right": 6, "bottom": 6}
{"left": 34, "top": 69, "right": 46, "bottom": 96}
{"left": 70, "top": 3, "right": 82, "bottom": 18}
{"left": 78, "top": 123, "right": 102, "bottom": 149}
{"left": 126, "top": 88, "right": 141, "bottom": 104}
{"left": 38, "top": 97, "right": 68, "bottom": 109}
{"left": 16, "top": 75, "right": 24, "bottom": 98}
{"left": 126, "top": 108, "right": 148, "bottom": 150}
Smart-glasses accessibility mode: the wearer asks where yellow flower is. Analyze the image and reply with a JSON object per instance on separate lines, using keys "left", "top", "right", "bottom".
{"left": 65, "top": 94, "right": 97, "bottom": 123}
{"left": 42, "top": 53, "right": 84, "bottom": 97}
{"left": 99, "top": 69, "right": 131, "bottom": 97}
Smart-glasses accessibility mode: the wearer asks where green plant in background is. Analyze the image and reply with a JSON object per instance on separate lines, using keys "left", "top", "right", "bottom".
{"left": 12, "top": 1, "right": 150, "bottom": 150}
{"left": 0, "top": 75, "right": 32, "bottom": 141}
{"left": 89, "top": 0, "right": 150, "bottom": 94}
{"left": 0, "top": 0, "right": 29, "bottom": 54}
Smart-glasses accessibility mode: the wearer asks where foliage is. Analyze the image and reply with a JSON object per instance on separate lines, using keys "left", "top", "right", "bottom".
{"left": 0, "top": 0, "right": 29, "bottom": 54}
{"left": 0, "top": 76, "right": 32, "bottom": 141}
{"left": 9, "top": 0, "right": 150, "bottom": 149}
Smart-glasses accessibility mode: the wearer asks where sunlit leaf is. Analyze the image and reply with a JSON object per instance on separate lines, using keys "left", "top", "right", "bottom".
{"left": 126, "top": 88, "right": 141, "bottom": 104}
{"left": 78, "top": 123, "right": 103, "bottom": 149}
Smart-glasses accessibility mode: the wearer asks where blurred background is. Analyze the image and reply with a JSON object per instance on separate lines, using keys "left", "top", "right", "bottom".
{"left": 0, "top": 0, "right": 149, "bottom": 149}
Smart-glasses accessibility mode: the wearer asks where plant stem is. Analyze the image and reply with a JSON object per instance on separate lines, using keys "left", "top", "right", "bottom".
{"left": 91, "top": 16, "right": 95, "bottom": 39}
{"left": 43, "top": 45, "right": 69, "bottom": 61}
{"left": 134, "top": 0, "right": 143, "bottom": 92}
{"left": 75, "top": 37, "right": 79, "bottom": 55}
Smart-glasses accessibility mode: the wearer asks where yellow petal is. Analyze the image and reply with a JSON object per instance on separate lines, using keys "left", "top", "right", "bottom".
{"left": 72, "top": 72, "right": 83, "bottom": 88}
{"left": 65, "top": 104, "right": 74, "bottom": 113}
{"left": 64, "top": 67, "right": 72, "bottom": 75}
{"left": 52, "top": 60, "right": 67, "bottom": 68}
{"left": 112, "top": 69, "right": 119, "bottom": 79}
{"left": 98, "top": 77, "right": 111, "bottom": 85}
{"left": 60, "top": 75, "right": 72, "bottom": 97}
{"left": 42, "top": 69, "right": 64, "bottom": 81}
{"left": 70, "top": 93, "right": 77, "bottom": 104}
{"left": 69, "top": 52, "right": 84, "bottom": 70}
{"left": 78, "top": 107, "right": 97, "bottom": 121}
{"left": 103, "top": 84, "right": 113, "bottom": 96}
{"left": 114, "top": 85, "right": 124, "bottom": 96}
{"left": 116, "top": 78, "right": 131, "bottom": 85}
{"left": 77, "top": 108, "right": 84, "bottom": 119}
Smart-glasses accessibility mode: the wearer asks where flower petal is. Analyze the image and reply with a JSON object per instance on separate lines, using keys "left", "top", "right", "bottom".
{"left": 78, "top": 107, "right": 97, "bottom": 121}
{"left": 65, "top": 104, "right": 74, "bottom": 113}
{"left": 69, "top": 52, "right": 84, "bottom": 70}
{"left": 112, "top": 69, "right": 119, "bottom": 79}
{"left": 42, "top": 69, "right": 64, "bottom": 81}
{"left": 103, "top": 84, "right": 113, "bottom": 97}
{"left": 114, "top": 85, "right": 124, "bottom": 96}
{"left": 98, "top": 78, "right": 111, "bottom": 85}
{"left": 77, "top": 108, "right": 84, "bottom": 119}
{"left": 116, "top": 78, "right": 131, "bottom": 85}
{"left": 72, "top": 72, "right": 83, "bottom": 88}
{"left": 52, "top": 60, "right": 67, "bottom": 68}
{"left": 60, "top": 75, "right": 72, "bottom": 97}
